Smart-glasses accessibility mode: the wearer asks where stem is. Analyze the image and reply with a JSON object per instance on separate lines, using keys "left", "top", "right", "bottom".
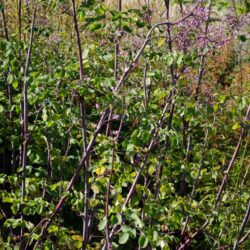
{"left": 109, "top": 94, "right": 172, "bottom": 239}
{"left": 114, "top": 0, "right": 202, "bottom": 91}
{"left": 18, "top": 0, "right": 22, "bottom": 41}
{"left": 239, "top": 230, "right": 250, "bottom": 244}
{"left": 70, "top": 1, "right": 90, "bottom": 247}
{"left": 164, "top": 0, "right": 177, "bottom": 149}
{"left": 143, "top": 62, "right": 149, "bottom": 109}
{"left": 1, "top": 208, "right": 14, "bottom": 237}
{"left": 32, "top": 110, "right": 108, "bottom": 249}
{"left": 216, "top": 106, "right": 250, "bottom": 206}
{"left": 20, "top": 0, "right": 38, "bottom": 248}
{"left": 179, "top": 106, "right": 250, "bottom": 249}
{"left": 71, "top": 0, "right": 85, "bottom": 81}
{"left": 106, "top": 0, "right": 122, "bottom": 138}
{"left": 103, "top": 107, "right": 125, "bottom": 250}
{"left": 105, "top": 140, "right": 115, "bottom": 250}
{"left": 1, "top": 0, "right": 9, "bottom": 41}
{"left": 180, "top": 114, "right": 212, "bottom": 238}
{"left": 177, "top": 220, "right": 209, "bottom": 250}
{"left": 79, "top": 96, "right": 89, "bottom": 247}
{"left": 31, "top": 2, "right": 202, "bottom": 245}
{"left": 8, "top": 83, "right": 16, "bottom": 173}
{"left": 155, "top": 0, "right": 177, "bottom": 199}
{"left": 1, "top": 0, "right": 17, "bottom": 173}
{"left": 233, "top": 199, "right": 250, "bottom": 250}
{"left": 114, "top": 0, "right": 122, "bottom": 80}
{"left": 42, "top": 129, "right": 52, "bottom": 199}
{"left": 195, "top": 0, "right": 213, "bottom": 100}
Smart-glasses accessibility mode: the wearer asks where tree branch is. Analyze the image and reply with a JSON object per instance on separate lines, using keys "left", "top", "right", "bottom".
{"left": 20, "top": 0, "right": 38, "bottom": 248}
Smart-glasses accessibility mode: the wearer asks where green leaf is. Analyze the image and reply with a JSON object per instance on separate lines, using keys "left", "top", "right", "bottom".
{"left": 2, "top": 197, "right": 14, "bottom": 203}
{"left": 95, "top": 5, "right": 106, "bottom": 15}
{"left": 82, "top": 48, "right": 89, "bottom": 59}
{"left": 138, "top": 234, "right": 149, "bottom": 248}
{"left": 11, "top": 202, "right": 20, "bottom": 215}
{"left": 130, "top": 212, "right": 144, "bottom": 228}
{"left": 121, "top": 225, "right": 131, "bottom": 232}
{"left": 79, "top": 11, "right": 85, "bottom": 22}
{"left": 8, "top": 175, "right": 18, "bottom": 184}
{"left": 164, "top": 55, "right": 174, "bottom": 66}
{"left": 122, "top": 24, "right": 132, "bottom": 33}
{"left": 136, "top": 20, "right": 145, "bottom": 28}
{"left": 153, "top": 88, "right": 168, "bottom": 101}
{"left": 121, "top": 225, "right": 137, "bottom": 239}
{"left": 131, "top": 129, "right": 139, "bottom": 145}
{"left": 36, "top": 204, "right": 43, "bottom": 214}
{"left": 110, "top": 213, "right": 121, "bottom": 225}
{"left": 219, "top": 95, "right": 226, "bottom": 103}
{"left": 141, "top": 130, "right": 150, "bottom": 143}
{"left": 177, "top": 54, "right": 183, "bottom": 65}
{"left": 162, "top": 244, "right": 171, "bottom": 250}
{"left": 48, "top": 224, "right": 58, "bottom": 233}
{"left": 119, "top": 232, "right": 129, "bottom": 244}
{"left": 89, "top": 22, "right": 102, "bottom": 31}
{"left": 12, "top": 79, "right": 19, "bottom": 90}
{"left": 126, "top": 143, "right": 134, "bottom": 152}
{"left": 98, "top": 217, "right": 107, "bottom": 231}
{"left": 7, "top": 74, "right": 14, "bottom": 84}
{"left": 238, "top": 35, "right": 247, "bottom": 42}
{"left": 25, "top": 221, "right": 34, "bottom": 230}
{"left": 23, "top": 206, "right": 31, "bottom": 215}
{"left": 0, "top": 174, "right": 5, "bottom": 184}
{"left": 11, "top": 218, "right": 22, "bottom": 228}
{"left": 116, "top": 213, "right": 122, "bottom": 224}
{"left": 129, "top": 228, "right": 136, "bottom": 238}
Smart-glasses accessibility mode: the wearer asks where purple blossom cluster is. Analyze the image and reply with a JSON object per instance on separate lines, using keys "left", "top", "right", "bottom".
{"left": 48, "top": 32, "right": 61, "bottom": 45}
{"left": 225, "top": 11, "right": 250, "bottom": 35}
{"left": 175, "top": 6, "right": 231, "bottom": 51}
{"left": 37, "top": 17, "right": 51, "bottom": 27}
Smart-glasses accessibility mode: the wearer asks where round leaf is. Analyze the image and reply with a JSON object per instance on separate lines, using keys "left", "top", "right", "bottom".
{"left": 119, "top": 232, "right": 129, "bottom": 244}
{"left": 98, "top": 217, "right": 107, "bottom": 231}
{"left": 138, "top": 234, "right": 148, "bottom": 248}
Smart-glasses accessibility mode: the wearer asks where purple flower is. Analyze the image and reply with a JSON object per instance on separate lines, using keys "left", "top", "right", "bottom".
{"left": 48, "top": 33, "right": 60, "bottom": 45}
{"left": 174, "top": 6, "right": 232, "bottom": 51}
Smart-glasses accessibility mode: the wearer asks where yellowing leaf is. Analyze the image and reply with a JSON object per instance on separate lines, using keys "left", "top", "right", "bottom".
{"left": 148, "top": 166, "right": 155, "bottom": 176}
{"left": 232, "top": 122, "right": 240, "bottom": 130}
{"left": 157, "top": 37, "right": 165, "bottom": 47}
{"left": 191, "top": 201, "right": 198, "bottom": 208}
{"left": 91, "top": 184, "right": 99, "bottom": 194}
{"left": 96, "top": 166, "right": 105, "bottom": 176}
{"left": 72, "top": 235, "right": 83, "bottom": 241}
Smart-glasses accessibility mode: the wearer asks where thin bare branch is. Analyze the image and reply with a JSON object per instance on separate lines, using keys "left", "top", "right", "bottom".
{"left": 20, "top": 0, "right": 39, "bottom": 248}
{"left": 216, "top": 105, "right": 250, "bottom": 205}
{"left": 233, "top": 198, "right": 250, "bottom": 249}
{"left": 31, "top": 109, "right": 109, "bottom": 249}
{"left": 1, "top": 0, "right": 9, "bottom": 41}
{"left": 115, "top": 0, "right": 202, "bottom": 91}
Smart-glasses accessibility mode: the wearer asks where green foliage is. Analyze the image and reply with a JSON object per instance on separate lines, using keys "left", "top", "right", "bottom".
{"left": 0, "top": 0, "right": 249, "bottom": 249}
